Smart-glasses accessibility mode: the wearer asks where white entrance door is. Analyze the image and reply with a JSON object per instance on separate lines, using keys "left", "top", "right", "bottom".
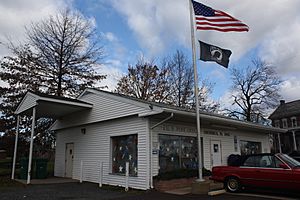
{"left": 211, "top": 140, "right": 222, "bottom": 166}
{"left": 65, "top": 143, "right": 74, "bottom": 178}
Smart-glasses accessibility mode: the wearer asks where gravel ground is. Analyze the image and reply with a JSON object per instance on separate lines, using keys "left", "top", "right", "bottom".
{"left": 0, "top": 182, "right": 298, "bottom": 200}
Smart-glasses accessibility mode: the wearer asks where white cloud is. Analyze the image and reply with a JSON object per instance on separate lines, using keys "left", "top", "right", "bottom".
{"left": 259, "top": 22, "right": 300, "bottom": 76}
{"left": 110, "top": 0, "right": 300, "bottom": 65}
{"left": 218, "top": 90, "right": 235, "bottom": 111}
{"left": 110, "top": 0, "right": 300, "bottom": 101}
{"left": 101, "top": 32, "right": 118, "bottom": 43}
{"left": 280, "top": 77, "right": 300, "bottom": 102}
{"left": 111, "top": 0, "right": 190, "bottom": 56}
{"left": 0, "top": 0, "right": 67, "bottom": 58}
{"left": 96, "top": 60, "right": 125, "bottom": 91}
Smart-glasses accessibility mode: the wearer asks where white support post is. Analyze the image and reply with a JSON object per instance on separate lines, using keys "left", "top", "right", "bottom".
{"left": 99, "top": 161, "right": 103, "bottom": 187}
{"left": 80, "top": 160, "right": 83, "bottom": 183}
{"left": 12, "top": 115, "right": 20, "bottom": 180}
{"left": 125, "top": 162, "right": 129, "bottom": 192}
{"left": 292, "top": 131, "right": 297, "bottom": 151}
{"left": 149, "top": 129, "right": 153, "bottom": 189}
{"left": 277, "top": 133, "right": 282, "bottom": 153}
{"left": 27, "top": 107, "right": 36, "bottom": 184}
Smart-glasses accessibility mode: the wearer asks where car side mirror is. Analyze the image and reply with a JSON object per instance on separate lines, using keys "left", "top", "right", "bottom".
{"left": 279, "top": 163, "right": 289, "bottom": 169}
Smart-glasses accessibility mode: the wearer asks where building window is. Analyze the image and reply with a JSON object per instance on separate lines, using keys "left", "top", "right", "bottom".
{"left": 282, "top": 119, "right": 288, "bottom": 128}
{"left": 274, "top": 120, "right": 280, "bottom": 128}
{"left": 234, "top": 136, "right": 238, "bottom": 152}
{"left": 159, "top": 134, "right": 200, "bottom": 173}
{"left": 240, "top": 140, "right": 262, "bottom": 155}
{"left": 291, "top": 117, "right": 297, "bottom": 128}
{"left": 111, "top": 134, "right": 138, "bottom": 176}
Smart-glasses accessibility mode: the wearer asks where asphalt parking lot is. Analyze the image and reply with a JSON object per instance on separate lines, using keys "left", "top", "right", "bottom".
{"left": 1, "top": 182, "right": 300, "bottom": 200}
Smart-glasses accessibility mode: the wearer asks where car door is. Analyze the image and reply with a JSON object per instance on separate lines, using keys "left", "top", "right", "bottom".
{"left": 250, "top": 155, "right": 293, "bottom": 189}
{"left": 239, "top": 154, "right": 299, "bottom": 190}
{"left": 274, "top": 154, "right": 300, "bottom": 190}
{"left": 238, "top": 155, "right": 266, "bottom": 187}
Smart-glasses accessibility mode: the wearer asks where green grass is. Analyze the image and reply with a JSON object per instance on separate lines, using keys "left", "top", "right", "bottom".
{"left": 0, "top": 168, "right": 11, "bottom": 176}
{"left": 0, "top": 158, "right": 12, "bottom": 176}
{"left": 0, "top": 158, "right": 12, "bottom": 164}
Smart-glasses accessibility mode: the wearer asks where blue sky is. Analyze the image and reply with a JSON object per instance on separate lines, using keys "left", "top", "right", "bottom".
{"left": 1, "top": 0, "right": 300, "bottom": 107}
{"left": 72, "top": 0, "right": 250, "bottom": 100}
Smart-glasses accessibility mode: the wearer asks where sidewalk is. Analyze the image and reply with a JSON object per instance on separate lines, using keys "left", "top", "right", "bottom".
{"left": 164, "top": 180, "right": 224, "bottom": 195}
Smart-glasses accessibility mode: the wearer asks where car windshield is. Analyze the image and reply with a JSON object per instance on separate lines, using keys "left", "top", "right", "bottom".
{"left": 277, "top": 154, "right": 300, "bottom": 168}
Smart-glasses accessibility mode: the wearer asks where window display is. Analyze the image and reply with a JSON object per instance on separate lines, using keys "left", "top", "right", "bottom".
{"left": 240, "top": 140, "right": 262, "bottom": 155}
{"left": 111, "top": 134, "right": 138, "bottom": 175}
{"left": 159, "top": 134, "right": 198, "bottom": 172}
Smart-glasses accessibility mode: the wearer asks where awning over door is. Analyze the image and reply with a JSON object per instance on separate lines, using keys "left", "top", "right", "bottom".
{"left": 15, "top": 91, "right": 93, "bottom": 118}
{"left": 12, "top": 91, "right": 93, "bottom": 184}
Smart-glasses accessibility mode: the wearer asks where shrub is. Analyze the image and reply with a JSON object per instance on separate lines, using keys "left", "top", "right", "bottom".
{"left": 154, "top": 168, "right": 212, "bottom": 181}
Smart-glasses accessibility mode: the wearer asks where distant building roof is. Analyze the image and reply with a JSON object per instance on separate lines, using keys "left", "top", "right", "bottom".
{"left": 269, "top": 99, "right": 300, "bottom": 120}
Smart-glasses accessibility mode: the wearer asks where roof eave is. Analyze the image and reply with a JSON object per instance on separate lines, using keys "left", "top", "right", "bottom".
{"left": 160, "top": 108, "right": 287, "bottom": 133}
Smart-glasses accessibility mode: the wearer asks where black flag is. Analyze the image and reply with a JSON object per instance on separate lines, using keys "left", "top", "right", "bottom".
{"left": 199, "top": 40, "right": 232, "bottom": 68}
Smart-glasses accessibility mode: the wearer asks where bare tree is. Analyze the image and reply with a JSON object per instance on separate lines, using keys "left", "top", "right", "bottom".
{"left": 116, "top": 57, "right": 170, "bottom": 102}
{"left": 116, "top": 50, "right": 220, "bottom": 112}
{"left": 198, "top": 79, "right": 221, "bottom": 113}
{"left": 5, "top": 9, "right": 105, "bottom": 97}
{"left": 229, "top": 59, "right": 282, "bottom": 122}
{"left": 162, "top": 50, "right": 194, "bottom": 107}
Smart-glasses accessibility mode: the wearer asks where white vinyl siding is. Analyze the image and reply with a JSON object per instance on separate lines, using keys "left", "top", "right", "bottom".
{"left": 55, "top": 116, "right": 150, "bottom": 190}
{"left": 52, "top": 92, "right": 151, "bottom": 130}
{"left": 150, "top": 120, "right": 270, "bottom": 176}
{"left": 15, "top": 93, "right": 38, "bottom": 114}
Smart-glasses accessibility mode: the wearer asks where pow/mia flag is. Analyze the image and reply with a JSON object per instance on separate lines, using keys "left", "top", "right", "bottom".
{"left": 199, "top": 40, "right": 232, "bottom": 68}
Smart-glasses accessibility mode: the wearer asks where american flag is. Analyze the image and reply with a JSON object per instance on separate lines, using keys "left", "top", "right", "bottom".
{"left": 192, "top": 1, "right": 249, "bottom": 32}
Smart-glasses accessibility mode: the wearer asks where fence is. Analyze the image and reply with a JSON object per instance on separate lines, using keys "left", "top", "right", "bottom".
{"left": 79, "top": 160, "right": 130, "bottom": 191}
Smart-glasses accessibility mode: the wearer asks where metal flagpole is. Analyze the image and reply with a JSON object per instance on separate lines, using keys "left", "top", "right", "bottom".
{"left": 188, "top": 0, "right": 203, "bottom": 182}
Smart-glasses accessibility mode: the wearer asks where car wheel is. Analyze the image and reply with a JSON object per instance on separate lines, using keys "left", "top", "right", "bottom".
{"left": 225, "top": 177, "right": 241, "bottom": 193}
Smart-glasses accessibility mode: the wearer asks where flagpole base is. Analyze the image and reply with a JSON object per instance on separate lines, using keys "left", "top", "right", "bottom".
{"left": 192, "top": 180, "right": 210, "bottom": 194}
{"left": 195, "top": 178, "right": 205, "bottom": 182}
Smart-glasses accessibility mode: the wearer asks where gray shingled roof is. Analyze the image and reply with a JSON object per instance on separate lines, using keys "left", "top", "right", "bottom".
{"left": 269, "top": 100, "right": 300, "bottom": 119}
{"left": 29, "top": 90, "right": 93, "bottom": 105}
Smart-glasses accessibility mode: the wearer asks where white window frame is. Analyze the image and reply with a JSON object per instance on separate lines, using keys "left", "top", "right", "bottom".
{"left": 282, "top": 118, "right": 288, "bottom": 128}
{"left": 291, "top": 117, "right": 297, "bottom": 128}
{"left": 274, "top": 120, "right": 280, "bottom": 128}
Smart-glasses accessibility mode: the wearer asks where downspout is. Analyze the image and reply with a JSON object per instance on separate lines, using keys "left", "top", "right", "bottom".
{"left": 149, "top": 112, "right": 174, "bottom": 188}
{"left": 150, "top": 113, "right": 174, "bottom": 130}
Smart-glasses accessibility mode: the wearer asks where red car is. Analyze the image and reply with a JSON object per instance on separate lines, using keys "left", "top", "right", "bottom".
{"left": 211, "top": 153, "right": 300, "bottom": 192}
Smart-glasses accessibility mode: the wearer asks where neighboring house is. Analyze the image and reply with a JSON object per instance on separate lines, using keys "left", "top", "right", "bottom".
{"left": 269, "top": 100, "right": 300, "bottom": 153}
{"left": 14, "top": 89, "right": 285, "bottom": 190}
